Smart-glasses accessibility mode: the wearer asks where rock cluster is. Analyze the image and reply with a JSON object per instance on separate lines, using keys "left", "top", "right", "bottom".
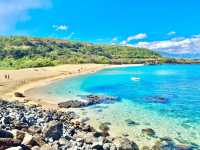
{"left": 58, "top": 95, "right": 119, "bottom": 108}
{"left": 0, "top": 99, "right": 138, "bottom": 150}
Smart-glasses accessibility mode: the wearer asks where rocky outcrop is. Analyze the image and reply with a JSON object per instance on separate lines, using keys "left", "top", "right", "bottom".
{"left": 58, "top": 94, "right": 119, "bottom": 108}
{"left": 0, "top": 99, "right": 140, "bottom": 150}
{"left": 0, "top": 99, "right": 197, "bottom": 150}
{"left": 58, "top": 100, "right": 84, "bottom": 108}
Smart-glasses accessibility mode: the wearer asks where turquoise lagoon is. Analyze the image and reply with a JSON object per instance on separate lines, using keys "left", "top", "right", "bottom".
{"left": 28, "top": 64, "right": 200, "bottom": 147}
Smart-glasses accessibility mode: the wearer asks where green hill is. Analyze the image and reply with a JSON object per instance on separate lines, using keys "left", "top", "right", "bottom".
{"left": 0, "top": 36, "right": 192, "bottom": 69}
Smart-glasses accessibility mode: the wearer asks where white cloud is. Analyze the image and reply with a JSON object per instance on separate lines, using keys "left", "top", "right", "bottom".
{"left": 127, "top": 33, "right": 147, "bottom": 41}
{"left": 121, "top": 33, "right": 147, "bottom": 45}
{"left": 53, "top": 25, "right": 68, "bottom": 31}
{"left": 133, "top": 36, "right": 200, "bottom": 55}
{"left": 0, "top": 0, "right": 51, "bottom": 33}
{"left": 167, "top": 31, "right": 176, "bottom": 36}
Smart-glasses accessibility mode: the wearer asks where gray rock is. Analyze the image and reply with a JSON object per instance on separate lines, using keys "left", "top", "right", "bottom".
{"left": 0, "top": 130, "right": 13, "bottom": 138}
{"left": 125, "top": 119, "right": 139, "bottom": 126}
{"left": 152, "top": 138, "right": 175, "bottom": 150}
{"left": 58, "top": 100, "right": 84, "bottom": 108}
{"left": 113, "top": 137, "right": 139, "bottom": 150}
{"left": 0, "top": 138, "right": 21, "bottom": 149}
{"left": 43, "top": 121, "right": 63, "bottom": 141}
{"left": 142, "top": 128, "right": 156, "bottom": 137}
{"left": 14, "top": 92, "right": 25, "bottom": 98}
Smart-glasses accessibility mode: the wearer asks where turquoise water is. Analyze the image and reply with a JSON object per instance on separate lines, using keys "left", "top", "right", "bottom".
{"left": 28, "top": 64, "right": 200, "bottom": 147}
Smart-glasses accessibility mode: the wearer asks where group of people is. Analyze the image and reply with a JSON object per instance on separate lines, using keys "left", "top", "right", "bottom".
{"left": 4, "top": 74, "right": 10, "bottom": 79}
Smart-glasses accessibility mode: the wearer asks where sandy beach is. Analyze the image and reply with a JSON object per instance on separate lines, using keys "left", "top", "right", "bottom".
{"left": 0, "top": 64, "right": 143, "bottom": 108}
{"left": 0, "top": 64, "right": 109, "bottom": 106}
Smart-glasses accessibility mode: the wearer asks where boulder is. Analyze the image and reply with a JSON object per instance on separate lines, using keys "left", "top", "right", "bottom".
{"left": 11, "top": 129, "right": 25, "bottom": 141}
{"left": 0, "top": 130, "right": 14, "bottom": 138}
{"left": 113, "top": 137, "right": 139, "bottom": 150}
{"left": 14, "top": 92, "right": 25, "bottom": 98}
{"left": 43, "top": 121, "right": 63, "bottom": 141}
{"left": 152, "top": 138, "right": 175, "bottom": 150}
{"left": 22, "top": 132, "right": 33, "bottom": 145}
{"left": 58, "top": 95, "right": 119, "bottom": 108}
{"left": 125, "top": 119, "right": 139, "bottom": 126}
{"left": 142, "top": 128, "right": 156, "bottom": 137}
{"left": 58, "top": 100, "right": 84, "bottom": 108}
{"left": 84, "top": 95, "right": 118, "bottom": 105}
{"left": 0, "top": 138, "right": 21, "bottom": 149}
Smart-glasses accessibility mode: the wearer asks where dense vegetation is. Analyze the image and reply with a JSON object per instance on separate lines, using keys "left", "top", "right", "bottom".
{"left": 0, "top": 36, "right": 198, "bottom": 69}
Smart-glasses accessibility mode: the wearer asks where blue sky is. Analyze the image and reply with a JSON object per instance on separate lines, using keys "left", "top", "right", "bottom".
{"left": 1, "top": 0, "right": 200, "bottom": 55}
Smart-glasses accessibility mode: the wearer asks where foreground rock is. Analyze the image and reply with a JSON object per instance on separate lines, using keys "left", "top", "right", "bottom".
{"left": 58, "top": 94, "right": 119, "bottom": 108}
{"left": 0, "top": 99, "right": 141, "bottom": 150}
{"left": 0, "top": 99, "right": 197, "bottom": 149}
{"left": 43, "top": 120, "right": 63, "bottom": 140}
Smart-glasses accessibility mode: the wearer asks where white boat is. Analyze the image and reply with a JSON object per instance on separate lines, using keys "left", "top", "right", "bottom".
{"left": 131, "top": 77, "right": 140, "bottom": 81}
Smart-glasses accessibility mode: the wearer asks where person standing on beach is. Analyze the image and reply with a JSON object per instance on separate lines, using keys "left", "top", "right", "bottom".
{"left": 4, "top": 74, "right": 10, "bottom": 79}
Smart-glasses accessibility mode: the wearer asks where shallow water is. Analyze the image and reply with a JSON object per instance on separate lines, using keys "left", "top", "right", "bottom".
{"left": 29, "top": 64, "right": 200, "bottom": 147}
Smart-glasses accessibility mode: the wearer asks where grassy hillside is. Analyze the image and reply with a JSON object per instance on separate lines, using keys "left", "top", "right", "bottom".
{"left": 0, "top": 36, "right": 164, "bottom": 69}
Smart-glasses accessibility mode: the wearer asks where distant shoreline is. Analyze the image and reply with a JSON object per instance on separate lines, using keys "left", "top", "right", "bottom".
{"left": 0, "top": 64, "right": 143, "bottom": 109}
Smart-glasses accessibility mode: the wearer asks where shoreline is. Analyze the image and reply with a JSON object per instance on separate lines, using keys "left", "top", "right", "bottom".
{"left": 0, "top": 64, "right": 143, "bottom": 109}
{"left": 0, "top": 64, "right": 199, "bottom": 149}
